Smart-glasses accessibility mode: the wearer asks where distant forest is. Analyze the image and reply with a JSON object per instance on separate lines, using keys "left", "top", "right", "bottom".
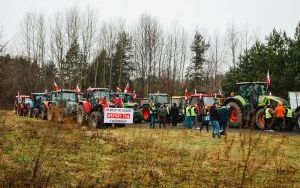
{"left": 0, "top": 8, "right": 299, "bottom": 108}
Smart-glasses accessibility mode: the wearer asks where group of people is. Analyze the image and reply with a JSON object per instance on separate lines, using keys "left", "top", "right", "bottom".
{"left": 149, "top": 103, "right": 180, "bottom": 129}
{"left": 148, "top": 102, "right": 230, "bottom": 138}
{"left": 264, "top": 102, "right": 294, "bottom": 131}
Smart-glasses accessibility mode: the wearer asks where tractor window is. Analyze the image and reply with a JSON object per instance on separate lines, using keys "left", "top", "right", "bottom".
{"left": 93, "top": 91, "right": 109, "bottom": 100}
{"left": 156, "top": 95, "right": 168, "bottom": 104}
{"left": 203, "top": 97, "right": 215, "bottom": 106}
{"left": 122, "top": 94, "right": 131, "bottom": 103}
{"left": 254, "top": 84, "right": 266, "bottom": 96}
{"left": 62, "top": 93, "right": 76, "bottom": 102}
{"left": 190, "top": 97, "right": 199, "bottom": 105}
{"left": 24, "top": 98, "right": 30, "bottom": 103}
{"left": 36, "top": 96, "right": 46, "bottom": 102}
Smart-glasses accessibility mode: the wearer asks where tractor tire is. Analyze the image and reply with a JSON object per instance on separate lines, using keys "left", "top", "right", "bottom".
{"left": 40, "top": 106, "right": 47, "bottom": 120}
{"left": 294, "top": 113, "right": 300, "bottom": 133}
{"left": 77, "top": 105, "right": 88, "bottom": 126}
{"left": 255, "top": 108, "right": 270, "bottom": 130}
{"left": 56, "top": 107, "right": 66, "bottom": 123}
{"left": 90, "top": 111, "right": 103, "bottom": 128}
{"left": 142, "top": 106, "right": 150, "bottom": 122}
{"left": 47, "top": 104, "right": 54, "bottom": 121}
{"left": 33, "top": 108, "right": 39, "bottom": 118}
{"left": 226, "top": 101, "right": 243, "bottom": 128}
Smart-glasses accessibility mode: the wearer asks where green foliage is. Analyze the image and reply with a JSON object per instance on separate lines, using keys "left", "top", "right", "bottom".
{"left": 222, "top": 24, "right": 300, "bottom": 98}
{"left": 186, "top": 31, "right": 210, "bottom": 90}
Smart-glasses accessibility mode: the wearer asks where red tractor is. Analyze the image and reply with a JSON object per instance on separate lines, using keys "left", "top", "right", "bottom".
{"left": 189, "top": 93, "right": 216, "bottom": 122}
{"left": 76, "top": 88, "right": 117, "bottom": 128}
{"left": 15, "top": 95, "right": 30, "bottom": 116}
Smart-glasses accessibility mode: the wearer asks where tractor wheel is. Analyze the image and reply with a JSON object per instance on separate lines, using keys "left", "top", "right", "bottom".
{"left": 142, "top": 106, "right": 150, "bottom": 122}
{"left": 56, "top": 107, "right": 66, "bottom": 123}
{"left": 47, "top": 104, "right": 54, "bottom": 121}
{"left": 255, "top": 108, "right": 268, "bottom": 130}
{"left": 40, "top": 107, "right": 47, "bottom": 120}
{"left": 33, "top": 108, "right": 39, "bottom": 118}
{"left": 294, "top": 113, "right": 300, "bottom": 133}
{"left": 226, "top": 102, "right": 243, "bottom": 128}
{"left": 90, "top": 111, "right": 103, "bottom": 128}
{"left": 77, "top": 105, "right": 88, "bottom": 126}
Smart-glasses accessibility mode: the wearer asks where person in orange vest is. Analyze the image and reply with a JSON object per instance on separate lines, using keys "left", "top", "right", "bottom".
{"left": 274, "top": 102, "right": 286, "bottom": 131}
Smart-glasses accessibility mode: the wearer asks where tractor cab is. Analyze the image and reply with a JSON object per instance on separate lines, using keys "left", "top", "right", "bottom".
{"left": 189, "top": 93, "right": 216, "bottom": 118}
{"left": 86, "top": 88, "right": 110, "bottom": 106}
{"left": 148, "top": 93, "right": 169, "bottom": 106}
{"left": 170, "top": 96, "right": 185, "bottom": 108}
{"left": 236, "top": 82, "right": 267, "bottom": 107}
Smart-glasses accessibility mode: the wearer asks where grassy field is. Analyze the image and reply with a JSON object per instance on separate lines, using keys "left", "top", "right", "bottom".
{"left": 0, "top": 110, "right": 299, "bottom": 187}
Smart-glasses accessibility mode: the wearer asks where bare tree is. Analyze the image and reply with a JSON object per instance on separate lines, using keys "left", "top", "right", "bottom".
{"left": 0, "top": 24, "right": 9, "bottom": 54}
{"left": 133, "top": 14, "right": 162, "bottom": 95}
{"left": 226, "top": 23, "right": 239, "bottom": 68}
{"left": 50, "top": 12, "right": 65, "bottom": 85}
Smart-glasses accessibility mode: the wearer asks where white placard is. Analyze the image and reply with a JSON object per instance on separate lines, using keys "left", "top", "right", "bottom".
{"left": 104, "top": 108, "right": 133, "bottom": 124}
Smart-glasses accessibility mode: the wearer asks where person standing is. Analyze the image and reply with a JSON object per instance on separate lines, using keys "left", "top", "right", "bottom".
{"left": 200, "top": 106, "right": 210, "bottom": 132}
{"left": 158, "top": 104, "right": 167, "bottom": 129}
{"left": 170, "top": 103, "right": 179, "bottom": 127}
{"left": 285, "top": 107, "right": 294, "bottom": 131}
{"left": 274, "top": 102, "right": 286, "bottom": 131}
{"left": 218, "top": 105, "right": 230, "bottom": 135}
{"left": 191, "top": 104, "right": 198, "bottom": 129}
{"left": 149, "top": 103, "right": 157, "bottom": 129}
{"left": 209, "top": 103, "right": 221, "bottom": 138}
{"left": 184, "top": 104, "right": 191, "bottom": 128}
{"left": 264, "top": 105, "right": 274, "bottom": 131}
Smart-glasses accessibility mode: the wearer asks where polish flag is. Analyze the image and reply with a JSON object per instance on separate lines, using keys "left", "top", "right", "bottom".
{"left": 53, "top": 81, "right": 59, "bottom": 91}
{"left": 184, "top": 88, "right": 189, "bottom": 100}
{"left": 75, "top": 84, "right": 80, "bottom": 93}
{"left": 124, "top": 83, "right": 130, "bottom": 93}
{"left": 117, "top": 87, "right": 122, "bottom": 92}
{"left": 266, "top": 70, "right": 271, "bottom": 88}
{"left": 132, "top": 90, "right": 137, "bottom": 100}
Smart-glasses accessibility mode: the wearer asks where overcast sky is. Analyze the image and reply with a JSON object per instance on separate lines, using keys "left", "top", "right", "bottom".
{"left": 0, "top": 0, "right": 300, "bottom": 44}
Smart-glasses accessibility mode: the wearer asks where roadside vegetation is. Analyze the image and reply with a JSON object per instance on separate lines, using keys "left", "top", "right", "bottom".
{"left": 0, "top": 110, "right": 299, "bottom": 187}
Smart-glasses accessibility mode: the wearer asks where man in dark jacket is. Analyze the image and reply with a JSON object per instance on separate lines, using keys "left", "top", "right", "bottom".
{"left": 218, "top": 105, "right": 230, "bottom": 135}
{"left": 209, "top": 103, "right": 221, "bottom": 138}
{"left": 170, "top": 103, "right": 179, "bottom": 126}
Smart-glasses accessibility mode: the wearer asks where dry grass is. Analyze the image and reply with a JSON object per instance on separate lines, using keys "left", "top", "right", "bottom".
{"left": 0, "top": 110, "right": 299, "bottom": 187}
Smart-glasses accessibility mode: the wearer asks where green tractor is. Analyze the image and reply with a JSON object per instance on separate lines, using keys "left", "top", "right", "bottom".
{"left": 110, "top": 92, "right": 143, "bottom": 123}
{"left": 223, "top": 82, "right": 289, "bottom": 130}
{"left": 46, "top": 89, "right": 79, "bottom": 123}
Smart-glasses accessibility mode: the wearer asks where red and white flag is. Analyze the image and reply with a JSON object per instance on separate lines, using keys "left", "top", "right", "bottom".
{"left": 117, "top": 87, "right": 122, "bottom": 92}
{"left": 266, "top": 70, "right": 271, "bottom": 88}
{"left": 124, "top": 83, "right": 130, "bottom": 93}
{"left": 75, "top": 84, "right": 80, "bottom": 93}
{"left": 132, "top": 90, "right": 137, "bottom": 100}
{"left": 184, "top": 88, "right": 189, "bottom": 100}
{"left": 53, "top": 81, "right": 59, "bottom": 91}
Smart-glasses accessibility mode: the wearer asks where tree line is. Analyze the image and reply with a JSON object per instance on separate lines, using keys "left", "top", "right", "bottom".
{"left": 222, "top": 23, "right": 300, "bottom": 98}
{"left": 0, "top": 7, "right": 299, "bottom": 108}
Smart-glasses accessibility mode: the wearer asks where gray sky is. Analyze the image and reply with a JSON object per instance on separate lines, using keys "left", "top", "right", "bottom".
{"left": 0, "top": 0, "right": 300, "bottom": 43}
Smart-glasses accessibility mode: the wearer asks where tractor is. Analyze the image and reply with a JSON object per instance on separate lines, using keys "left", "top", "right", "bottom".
{"left": 110, "top": 92, "right": 143, "bottom": 123}
{"left": 223, "top": 82, "right": 289, "bottom": 130}
{"left": 46, "top": 89, "right": 79, "bottom": 122}
{"left": 189, "top": 93, "right": 216, "bottom": 123}
{"left": 142, "top": 93, "right": 169, "bottom": 121}
{"left": 288, "top": 92, "right": 300, "bottom": 131}
{"left": 26, "top": 92, "right": 48, "bottom": 118}
{"left": 15, "top": 95, "right": 30, "bottom": 116}
{"left": 76, "top": 88, "right": 116, "bottom": 128}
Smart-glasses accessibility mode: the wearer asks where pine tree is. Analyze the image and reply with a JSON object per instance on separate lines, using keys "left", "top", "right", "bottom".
{"left": 186, "top": 31, "right": 210, "bottom": 91}
{"left": 111, "top": 31, "right": 133, "bottom": 89}
{"left": 63, "top": 38, "right": 82, "bottom": 88}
